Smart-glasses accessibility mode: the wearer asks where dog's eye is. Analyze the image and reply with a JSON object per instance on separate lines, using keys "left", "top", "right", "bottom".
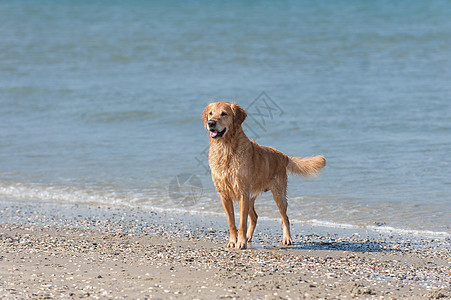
{"left": 209, "top": 112, "right": 212, "bottom": 116}
{"left": 221, "top": 112, "right": 228, "bottom": 116}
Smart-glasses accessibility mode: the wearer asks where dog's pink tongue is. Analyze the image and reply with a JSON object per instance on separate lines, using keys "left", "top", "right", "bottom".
{"left": 209, "top": 130, "right": 218, "bottom": 138}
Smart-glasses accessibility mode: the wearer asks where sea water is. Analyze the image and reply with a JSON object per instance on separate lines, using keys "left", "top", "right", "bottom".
{"left": 1, "top": 1, "right": 450, "bottom": 236}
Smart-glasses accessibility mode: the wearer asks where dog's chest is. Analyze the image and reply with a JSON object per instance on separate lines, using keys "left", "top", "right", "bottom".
{"left": 210, "top": 152, "right": 242, "bottom": 176}
{"left": 208, "top": 147, "right": 250, "bottom": 192}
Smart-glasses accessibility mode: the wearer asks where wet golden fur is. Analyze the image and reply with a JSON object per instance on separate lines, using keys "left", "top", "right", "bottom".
{"left": 203, "top": 102, "right": 325, "bottom": 249}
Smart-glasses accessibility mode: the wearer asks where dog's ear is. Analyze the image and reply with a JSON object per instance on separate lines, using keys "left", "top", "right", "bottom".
{"left": 202, "top": 104, "right": 210, "bottom": 128}
{"left": 231, "top": 102, "right": 247, "bottom": 126}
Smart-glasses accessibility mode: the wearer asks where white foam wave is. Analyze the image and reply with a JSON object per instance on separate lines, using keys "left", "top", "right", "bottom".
{"left": 306, "top": 219, "right": 361, "bottom": 229}
{"left": 0, "top": 181, "right": 223, "bottom": 217}
{"left": 367, "top": 225, "right": 450, "bottom": 237}
{"left": 0, "top": 182, "right": 125, "bottom": 206}
{"left": 306, "top": 219, "right": 450, "bottom": 238}
{"left": 1, "top": 181, "right": 449, "bottom": 238}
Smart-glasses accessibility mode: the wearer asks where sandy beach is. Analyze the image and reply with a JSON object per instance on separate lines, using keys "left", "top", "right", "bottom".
{"left": 0, "top": 199, "right": 449, "bottom": 299}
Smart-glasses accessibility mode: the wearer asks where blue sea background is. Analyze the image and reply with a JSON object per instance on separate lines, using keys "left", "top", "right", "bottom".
{"left": 1, "top": 1, "right": 450, "bottom": 235}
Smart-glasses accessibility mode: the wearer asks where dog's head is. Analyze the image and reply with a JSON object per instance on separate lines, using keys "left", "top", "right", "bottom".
{"left": 202, "top": 102, "right": 247, "bottom": 140}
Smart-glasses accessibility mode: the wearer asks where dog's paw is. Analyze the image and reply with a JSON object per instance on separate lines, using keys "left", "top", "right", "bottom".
{"left": 282, "top": 236, "right": 293, "bottom": 246}
{"left": 226, "top": 241, "right": 236, "bottom": 248}
{"left": 235, "top": 241, "right": 247, "bottom": 249}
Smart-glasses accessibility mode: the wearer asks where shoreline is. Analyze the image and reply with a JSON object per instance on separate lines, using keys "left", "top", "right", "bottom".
{"left": 0, "top": 198, "right": 450, "bottom": 299}
{"left": 1, "top": 181, "right": 449, "bottom": 238}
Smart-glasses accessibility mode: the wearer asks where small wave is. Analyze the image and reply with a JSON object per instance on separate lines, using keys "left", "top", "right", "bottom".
{"left": 367, "top": 225, "right": 450, "bottom": 237}
{"left": 306, "top": 219, "right": 360, "bottom": 229}
{"left": 0, "top": 181, "right": 124, "bottom": 206}
{"left": 1, "top": 181, "right": 449, "bottom": 239}
{"left": 139, "top": 204, "right": 224, "bottom": 218}
{"left": 86, "top": 110, "right": 161, "bottom": 123}
{"left": 0, "top": 181, "right": 222, "bottom": 217}
{"left": 306, "top": 219, "right": 450, "bottom": 238}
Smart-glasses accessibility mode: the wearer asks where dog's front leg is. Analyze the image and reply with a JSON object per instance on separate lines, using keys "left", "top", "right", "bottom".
{"left": 236, "top": 195, "right": 249, "bottom": 249}
{"left": 220, "top": 195, "right": 237, "bottom": 248}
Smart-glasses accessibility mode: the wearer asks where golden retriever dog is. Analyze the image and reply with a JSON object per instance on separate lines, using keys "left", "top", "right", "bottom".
{"left": 203, "top": 102, "right": 326, "bottom": 249}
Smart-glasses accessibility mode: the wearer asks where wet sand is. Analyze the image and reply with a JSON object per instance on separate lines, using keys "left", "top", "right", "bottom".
{"left": 0, "top": 198, "right": 449, "bottom": 299}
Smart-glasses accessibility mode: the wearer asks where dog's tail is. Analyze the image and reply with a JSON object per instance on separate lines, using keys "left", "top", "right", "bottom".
{"left": 287, "top": 155, "right": 326, "bottom": 177}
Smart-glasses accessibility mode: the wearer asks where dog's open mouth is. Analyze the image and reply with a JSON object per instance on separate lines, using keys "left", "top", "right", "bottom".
{"left": 209, "top": 128, "right": 226, "bottom": 139}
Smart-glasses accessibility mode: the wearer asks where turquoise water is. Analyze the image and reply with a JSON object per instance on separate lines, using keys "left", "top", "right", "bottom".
{"left": 1, "top": 1, "right": 450, "bottom": 235}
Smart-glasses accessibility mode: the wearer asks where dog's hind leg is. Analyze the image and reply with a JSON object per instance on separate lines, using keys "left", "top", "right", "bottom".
{"left": 271, "top": 183, "right": 293, "bottom": 246}
{"left": 246, "top": 196, "right": 258, "bottom": 242}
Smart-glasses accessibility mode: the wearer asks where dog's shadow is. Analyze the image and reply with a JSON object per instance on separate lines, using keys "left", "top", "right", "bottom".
{"left": 249, "top": 240, "right": 402, "bottom": 253}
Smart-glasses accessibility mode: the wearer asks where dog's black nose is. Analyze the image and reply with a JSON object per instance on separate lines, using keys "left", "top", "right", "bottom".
{"left": 208, "top": 120, "right": 216, "bottom": 127}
